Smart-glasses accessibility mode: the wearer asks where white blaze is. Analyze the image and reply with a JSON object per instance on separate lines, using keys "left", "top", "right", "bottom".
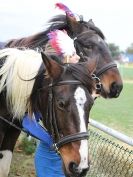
{"left": 74, "top": 87, "right": 88, "bottom": 170}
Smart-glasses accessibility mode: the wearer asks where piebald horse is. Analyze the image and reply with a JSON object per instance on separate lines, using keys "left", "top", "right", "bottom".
{"left": 0, "top": 48, "right": 96, "bottom": 177}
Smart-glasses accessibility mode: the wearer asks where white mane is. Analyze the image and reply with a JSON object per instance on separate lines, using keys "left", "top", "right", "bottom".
{"left": 0, "top": 48, "right": 42, "bottom": 119}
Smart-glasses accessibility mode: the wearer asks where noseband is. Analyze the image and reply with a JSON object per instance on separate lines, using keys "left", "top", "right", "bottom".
{"left": 45, "top": 79, "right": 89, "bottom": 153}
{"left": 95, "top": 62, "right": 117, "bottom": 77}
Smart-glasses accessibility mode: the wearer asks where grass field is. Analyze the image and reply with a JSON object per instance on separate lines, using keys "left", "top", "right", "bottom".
{"left": 90, "top": 64, "right": 133, "bottom": 137}
{"left": 119, "top": 64, "right": 133, "bottom": 80}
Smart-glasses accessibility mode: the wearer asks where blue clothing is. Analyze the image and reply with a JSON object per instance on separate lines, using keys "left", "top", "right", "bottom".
{"left": 22, "top": 113, "right": 65, "bottom": 177}
{"left": 34, "top": 141, "right": 65, "bottom": 177}
{"left": 22, "top": 113, "right": 53, "bottom": 147}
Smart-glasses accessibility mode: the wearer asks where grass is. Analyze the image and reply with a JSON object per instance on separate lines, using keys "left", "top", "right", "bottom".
{"left": 119, "top": 64, "right": 133, "bottom": 80}
{"left": 90, "top": 82, "right": 133, "bottom": 137}
{"left": 9, "top": 151, "right": 35, "bottom": 177}
{"left": 90, "top": 64, "right": 133, "bottom": 137}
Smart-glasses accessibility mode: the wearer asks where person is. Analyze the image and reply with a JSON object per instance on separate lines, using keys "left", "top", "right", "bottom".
{"left": 22, "top": 30, "right": 80, "bottom": 177}
{"left": 45, "top": 29, "right": 80, "bottom": 63}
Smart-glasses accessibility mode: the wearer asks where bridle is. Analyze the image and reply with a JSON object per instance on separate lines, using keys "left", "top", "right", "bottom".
{"left": 95, "top": 62, "right": 117, "bottom": 77}
{"left": 44, "top": 78, "right": 89, "bottom": 153}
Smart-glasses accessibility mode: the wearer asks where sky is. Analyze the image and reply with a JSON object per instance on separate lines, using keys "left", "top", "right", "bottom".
{"left": 0, "top": 0, "right": 133, "bottom": 51}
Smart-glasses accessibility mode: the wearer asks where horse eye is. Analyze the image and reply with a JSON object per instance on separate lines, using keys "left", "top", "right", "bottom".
{"left": 84, "top": 45, "right": 93, "bottom": 52}
{"left": 57, "top": 100, "right": 65, "bottom": 110}
{"left": 87, "top": 45, "right": 93, "bottom": 50}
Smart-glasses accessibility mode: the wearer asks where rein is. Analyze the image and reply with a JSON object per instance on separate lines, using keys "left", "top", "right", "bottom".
{"left": 0, "top": 115, "right": 25, "bottom": 132}
{"left": 45, "top": 79, "right": 89, "bottom": 153}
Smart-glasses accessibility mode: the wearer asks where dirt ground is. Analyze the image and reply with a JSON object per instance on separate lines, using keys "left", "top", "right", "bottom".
{"left": 9, "top": 150, "right": 36, "bottom": 177}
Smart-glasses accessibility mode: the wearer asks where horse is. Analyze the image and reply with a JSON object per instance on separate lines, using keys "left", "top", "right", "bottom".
{"left": 5, "top": 14, "right": 123, "bottom": 99}
{"left": 0, "top": 48, "right": 97, "bottom": 177}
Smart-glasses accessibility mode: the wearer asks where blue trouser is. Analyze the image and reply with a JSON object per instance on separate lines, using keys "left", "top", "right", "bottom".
{"left": 34, "top": 141, "right": 65, "bottom": 177}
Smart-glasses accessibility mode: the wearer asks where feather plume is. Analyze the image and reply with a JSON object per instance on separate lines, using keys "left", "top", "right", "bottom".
{"left": 55, "top": 3, "right": 75, "bottom": 17}
{"left": 47, "top": 30, "right": 76, "bottom": 57}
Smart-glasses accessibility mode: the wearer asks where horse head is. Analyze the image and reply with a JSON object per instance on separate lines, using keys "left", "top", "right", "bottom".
{"left": 65, "top": 14, "right": 123, "bottom": 99}
{"left": 30, "top": 52, "right": 96, "bottom": 177}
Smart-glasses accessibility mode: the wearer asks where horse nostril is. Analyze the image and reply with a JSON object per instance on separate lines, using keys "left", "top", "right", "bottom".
{"left": 110, "top": 82, "right": 123, "bottom": 98}
{"left": 81, "top": 167, "right": 90, "bottom": 176}
{"left": 69, "top": 162, "right": 90, "bottom": 176}
{"left": 69, "top": 162, "right": 78, "bottom": 173}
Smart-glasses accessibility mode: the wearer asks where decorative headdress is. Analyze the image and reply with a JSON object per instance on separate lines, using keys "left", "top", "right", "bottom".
{"left": 55, "top": 2, "right": 75, "bottom": 18}
{"left": 47, "top": 30, "right": 76, "bottom": 57}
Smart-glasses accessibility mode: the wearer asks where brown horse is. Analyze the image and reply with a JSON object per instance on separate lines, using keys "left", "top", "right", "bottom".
{"left": 0, "top": 48, "right": 97, "bottom": 177}
{"left": 5, "top": 14, "right": 123, "bottom": 99}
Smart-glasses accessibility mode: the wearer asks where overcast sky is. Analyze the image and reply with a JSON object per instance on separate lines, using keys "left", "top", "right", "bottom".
{"left": 0, "top": 0, "right": 132, "bottom": 51}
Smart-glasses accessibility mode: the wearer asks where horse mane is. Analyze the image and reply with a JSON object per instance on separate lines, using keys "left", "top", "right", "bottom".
{"left": 87, "top": 22, "right": 105, "bottom": 40}
{"left": 6, "top": 15, "right": 68, "bottom": 49}
{"left": 6, "top": 14, "right": 105, "bottom": 49}
{"left": 0, "top": 48, "right": 42, "bottom": 119}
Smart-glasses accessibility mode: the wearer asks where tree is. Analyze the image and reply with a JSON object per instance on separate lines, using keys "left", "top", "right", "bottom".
{"left": 126, "top": 43, "right": 133, "bottom": 54}
{"left": 108, "top": 43, "right": 121, "bottom": 59}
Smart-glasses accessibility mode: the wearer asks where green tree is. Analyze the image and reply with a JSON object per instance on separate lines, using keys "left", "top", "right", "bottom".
{"left": 108, "top": 43, "right": 121, "bottom": 59}
{"left": 126, "top": 43, "right": 133, "bottom": 54}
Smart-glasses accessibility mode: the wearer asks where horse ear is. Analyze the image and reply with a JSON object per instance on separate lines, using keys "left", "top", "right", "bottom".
{"left": 66, "top": 14, "right": 79, "bottom": 34}
{"left": 88, "top": 19, "right": 95, "bottom": 26}
{"left": 41, "top": 52, "right": 63, "bottom": 79}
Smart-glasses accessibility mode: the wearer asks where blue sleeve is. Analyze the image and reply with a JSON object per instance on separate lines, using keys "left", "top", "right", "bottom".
{"left": 34, "top": 141, "right": 65, "bottom": 177}
{"left": 22, "top": 113, "right": 53, "bottom": 147}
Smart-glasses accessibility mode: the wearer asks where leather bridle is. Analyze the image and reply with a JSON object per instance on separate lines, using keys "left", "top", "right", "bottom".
{"left": 95, "top": 62, "right": 117, "bottom": 77}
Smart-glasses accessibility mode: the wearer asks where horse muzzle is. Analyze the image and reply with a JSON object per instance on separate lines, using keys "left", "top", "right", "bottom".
{"left": 101, "top": 81, "right": 123, "bottom": 98}
{"left": 109, "top": 82, "right": 123, "bottom": 98}
{"left": 68, "top": 161, "right": 90, "bottom": 177}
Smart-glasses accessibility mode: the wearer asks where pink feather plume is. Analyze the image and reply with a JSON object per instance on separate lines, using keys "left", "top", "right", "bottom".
{"left": 47, "top": 30, "right": 76, "bottom": 56}
{"left": 55, "top": 3, "right": 75, "bottom": 17}
{"left": 48, "top": 31, "right": 63, "bottom": 55}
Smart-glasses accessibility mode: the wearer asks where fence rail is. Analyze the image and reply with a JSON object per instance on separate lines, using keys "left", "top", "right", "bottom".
{"left": 89, "top": 119, "right": 133, "bottom": 146}
{"left": 87, "top": 120, "right": 133, "bottom": 177}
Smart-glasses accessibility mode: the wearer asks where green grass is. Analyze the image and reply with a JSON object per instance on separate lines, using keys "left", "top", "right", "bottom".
{"left": 119, "top": 64, "right": 133, "bottom": 80}
{"left": 90, "top": 83, "right": 133, "bottom": 137}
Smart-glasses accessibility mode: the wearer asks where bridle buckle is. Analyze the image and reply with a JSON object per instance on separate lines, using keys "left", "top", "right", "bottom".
{"left": 53, "top": 143, "right": 60, "bottom": 155}
{"left": 91, "top": 74, "right": 102, "bottom": 93}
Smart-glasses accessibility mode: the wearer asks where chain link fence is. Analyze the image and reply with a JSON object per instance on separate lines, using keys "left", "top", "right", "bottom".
{"left": 87, "top": 129, "right": 133, "bottom": 177}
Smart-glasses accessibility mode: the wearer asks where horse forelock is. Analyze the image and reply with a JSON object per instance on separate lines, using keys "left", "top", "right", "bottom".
{"left": 0, "top": 48, "right": 42, "bottom": 119}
